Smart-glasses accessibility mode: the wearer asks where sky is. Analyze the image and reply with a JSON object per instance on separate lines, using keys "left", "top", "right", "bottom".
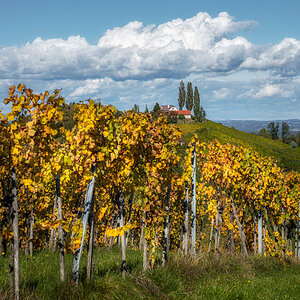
{"left": 0, "top": 0, "right": 299, "bottom": 120}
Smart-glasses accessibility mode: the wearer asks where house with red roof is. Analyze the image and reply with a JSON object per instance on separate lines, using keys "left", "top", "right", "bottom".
{"left": 172, "top": 110, "right": 192, "bottom": 119}
{"left": 160, "top": 105, "right": 191, "bottom": 119}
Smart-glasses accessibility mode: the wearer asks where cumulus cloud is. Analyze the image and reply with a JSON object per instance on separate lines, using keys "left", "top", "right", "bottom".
{"left": 241, "top": 38, "right": 300, "bottom": 75}
{"left": 0, "top": 12, "right": 299, "bottom": 119}
{"left": 0, "top": 12, "right": 259, "bottom": 81}
{"left": 98, "top": 12, "right": 255, "bottom": 51}
{"left": 0, "top": 11, "right": 298, "bottom": 82}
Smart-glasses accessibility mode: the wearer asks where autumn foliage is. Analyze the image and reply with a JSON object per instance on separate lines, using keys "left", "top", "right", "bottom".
{"left": 0, "top": 84, "right": 299, "bottom": 271}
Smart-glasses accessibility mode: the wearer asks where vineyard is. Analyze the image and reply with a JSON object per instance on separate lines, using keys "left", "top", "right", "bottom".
{"left": 0, "top": 85, "right": 300, "bottom": 299}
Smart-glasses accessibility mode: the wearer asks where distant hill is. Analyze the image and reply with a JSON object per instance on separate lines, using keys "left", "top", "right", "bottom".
{"left": 215, "top": 119, "right": 300, "bottom": 135}
{"left": 177, "top": 120, "right": 300, "bottom": 172}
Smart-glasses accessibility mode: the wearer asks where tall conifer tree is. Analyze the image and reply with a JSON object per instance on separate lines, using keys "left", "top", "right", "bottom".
{"left": 193, "top": 86, "right": 200, "bottom": 122}
{"left": 186, "top": 82, "right": 193, "bottom": 111}
{"left": 178, "top": 81, "right": 185, "bottom": 110}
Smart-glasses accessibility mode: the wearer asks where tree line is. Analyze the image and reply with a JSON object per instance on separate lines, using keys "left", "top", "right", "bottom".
{"left": 259, "top": 121, "right": 300, "bottom": 147}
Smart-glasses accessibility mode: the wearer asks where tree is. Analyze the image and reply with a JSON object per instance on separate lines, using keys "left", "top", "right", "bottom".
{"left": 186, "top": 82, "right": 193, "bottom": 111}
{"left": 152, "top": 103, "right": 160, "bottom": 114}
{"left": 132, "top": 104, "right": 139, "bottom": 113}
{"left": 267, "top": 122, "right": 279, "bottom": 140}
{"left": 151, "top": 102, "right": 161, "bottom": 120}
{"left": 193, "top": 86, "right": 206, "bottom": 122}
{"left": 258, "top": 128, "right": 271, "bottom": 139}
{"left": 281, "top": 121, "right": 290, "bottom": 143}
{"left": 199, "top": 106, "right": 206, "bottom": 121}
{"left": 178, "top": 81, "right": 185, "bottom": 110}
{"left": 144, "top": 105, "right": 149, "bottom": 114}
{"left": 193, "top": 86, "right": 200, "bottom": 122}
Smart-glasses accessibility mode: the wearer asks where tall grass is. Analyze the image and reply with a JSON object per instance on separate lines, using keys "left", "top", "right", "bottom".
{"left": 1, "top": 247, "right": 300, "bottom": 299}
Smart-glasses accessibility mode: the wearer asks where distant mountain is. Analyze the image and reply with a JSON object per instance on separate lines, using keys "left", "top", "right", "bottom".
{"left": 214, "top": 119, "right": 300, "bottom": 135}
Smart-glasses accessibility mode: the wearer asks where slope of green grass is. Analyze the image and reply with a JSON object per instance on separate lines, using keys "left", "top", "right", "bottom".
{"left": 177, "top": 120, "right": 300, "bottom": 171}
{"left": 1, "top": 248, "right": 300, "bottom": 299}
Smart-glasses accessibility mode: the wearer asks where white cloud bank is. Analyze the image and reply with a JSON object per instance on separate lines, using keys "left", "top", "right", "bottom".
{"left": 0, "top": 12, "right": 299, "bottom": 119}
{"left": 1, "top": 11, "right": 298, "bottom": 81}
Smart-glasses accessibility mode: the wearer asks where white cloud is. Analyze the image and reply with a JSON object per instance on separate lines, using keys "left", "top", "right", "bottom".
{"left": 0, "top": 12, "right": 299, "bottom": 120}
{"left": 213, "top": 87, "right": 230, "bottom": 99}
{"left": 241, "top": 38, "right": 300, "bottom": 75}
{"left": 0, "top": 12, "right": 298, "bottom": 82}
{"left": 254, "top": 84, "right": 281, "bottom": 98}
{"left": 240, "top": 80, "right": 296, "bottom": 99}
{"left": 0, "top": 12, "right": 259, "bottom": 81}
{"left": 69, "top": 78, "right": 114, "bottom": 98}
{"left": 98, "top": 12, "right": 255, "bottom": 51}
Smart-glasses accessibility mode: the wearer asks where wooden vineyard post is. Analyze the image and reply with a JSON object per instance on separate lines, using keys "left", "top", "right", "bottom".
{"left": 230, "top": 211, "right": 235, "bottom": 254}
{"left": 214, "top": 198, "right": 219, "bottom": 256}
{"left": 139, "top": 211, "right": 145, "bottom": 251}
{"left": 162, "top": 183, "right": 171, "bottom": 266}
{"left": 29, "top": 209, "right": 34, "bottom": 257}
{"left": 208, "top": 218, "right": 214, "bottom": 254}
{"left": 257, "top": 210, "right": 263, "bottom": 255}
{"left": 141, "top": 211, "right": 148, "bottom": 271}
{"left": 254, "top": 215, "right": 257, "bottom": 254}
{"left": 87, "top": 164, "right": 96, "bottom": 280}
{"left": 49, "top": 195, "right": 58, "bottom": 252}
{"left": 56, "top": 175, "right": 65, "bottom": 281}
{"left": 72, "top": 177, "right": 95, "bottom": 283}
{"left": 87, "top": 191, "right": 95, "bottom": 280}
{"left": 109, "top": 201, "right": 117, "bottom": 247}
{"left": 143, "top": 236, "right": 148, "bottom": 270}
{"left": 116, "top": 188, "right": 127, "bottom": 274}
{"left": 214, "top": 191, "right": 223, "bottom": 258}
{"left": 262, "top": 219, "right": 266, "bottom": 254}
{"left": 182, "top": 181, "right": 189, "bottom": 255}
{"left": 11, "top": 167, "right": 19, "bottom": 300}
{"left": 191, "top": 143, "right": 196, "bottom": 256}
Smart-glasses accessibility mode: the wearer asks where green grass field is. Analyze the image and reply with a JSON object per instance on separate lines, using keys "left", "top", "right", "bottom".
{"left": 1, "top": 248, "right": 300, "bottom": 299}
{"left": 177, "top": 120, "right": 300, "bottom": 172}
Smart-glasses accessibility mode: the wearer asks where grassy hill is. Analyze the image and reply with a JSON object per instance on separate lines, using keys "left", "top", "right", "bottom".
{"left": 177, "top": 120, "right": 300, "bottom": 172}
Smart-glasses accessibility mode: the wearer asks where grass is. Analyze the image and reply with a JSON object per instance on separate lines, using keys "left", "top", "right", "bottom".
{"left": 1, "top": 247, "right": 300, "bottom": 299}
{"left": 177, "top": 120, "right": 300, "bottom": 172}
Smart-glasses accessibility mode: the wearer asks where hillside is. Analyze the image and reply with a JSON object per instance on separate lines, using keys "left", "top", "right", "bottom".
{"left": 177, "top": 120, "right": 300, "bottom": 172}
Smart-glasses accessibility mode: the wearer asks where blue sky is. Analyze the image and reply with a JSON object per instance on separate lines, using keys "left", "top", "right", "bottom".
{"left": 0, "top": 0, "right": 299, "bottom": 120}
